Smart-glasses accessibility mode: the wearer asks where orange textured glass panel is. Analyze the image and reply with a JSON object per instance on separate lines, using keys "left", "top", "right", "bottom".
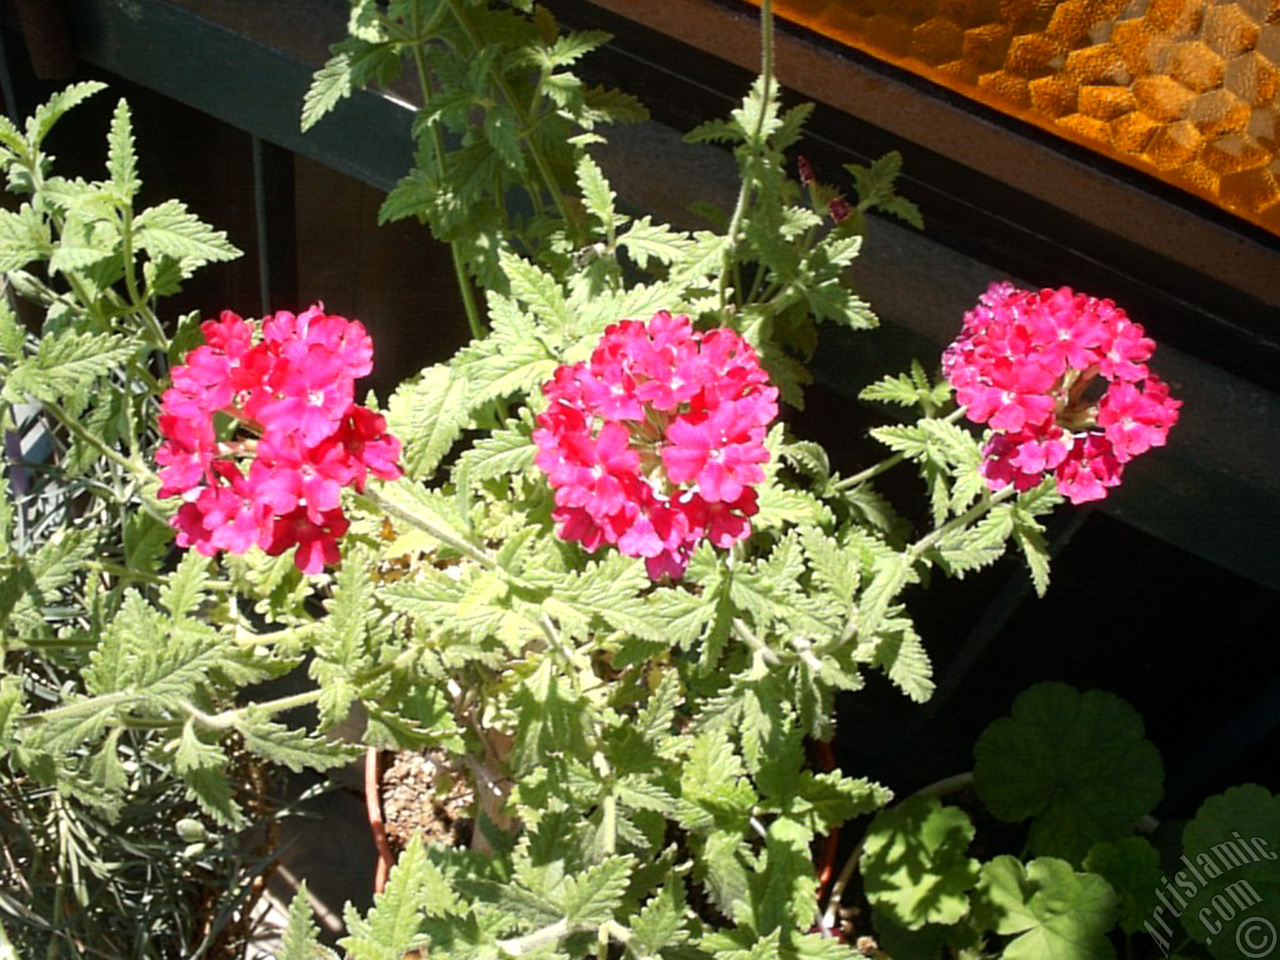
{"left": 743, "top": 0, "right": 1280, "bottom": 236}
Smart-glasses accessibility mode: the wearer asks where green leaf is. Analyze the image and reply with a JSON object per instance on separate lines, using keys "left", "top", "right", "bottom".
{"left": 281, "top": 882, "right": 340, "bottom": 959}
{"left": 871, "top": 618, "right": 934, "bottom": 704}
{"left": 388, "top": 364, "right": 471, "bottom": 480}
{"left": 133, "top": 199, "right": 241, "bottom": 266}
{"left": 501, "top": 250, "right": 571, "bottom": 333}
{"left": 731, "top": 76, "right": 782, "bottom": 147}
{"left": 1083, "top": 837, "right": 1162, "bottom": 935}
{"left": 577, "top": 153, "right": 616, "bottom": 236}
{"left": 854, "top": 552, "right": 912, "bottom": 643}
{"left": 84, "top": 590, "right": 228, "bottom": 702}
{"left": 1, "top": 528, "right": 95, "bottom": 638}
{"left": 237, "top": 713, "right": 360, "bottom": 773}
{"left": 554, "top": 552, "right": 666, "bottom": 643}
{"left": 677, "top": 728, "right": 755, "bottom": 834}
{"left": 748, "top": 815, "right": 819, "bottom": 933}
{"left": 797, "top": 771, "right": 892, "bottom": 834}
{"left": 47, "top": 210, "right": 117, "bottom": 275}
{"left": 456, "top": 418, "right": 537, "bottom": 480}
{"left": 974, "top": 856, "right": 1117, "bottom": 960}
{"left": 1012, "top": 484, "right": 1061, "bottom": 597}
{"left": 339, "top": 833, "right": 433, "bottom": 959}
{"left": 562, "top": 855, "right": 635, "bottom": 926}
{"left": 181, "top": 764, "right": 244, "bottom": 828}
{"left": 0, "top": 299, "right": 25, "bottom": 361}
{"left": 106, "top": 98, "right": 139, "bottom": 200}
{"left": 1179, "top": 784, "right": 1280, "bottom": 960}
{"left": 973, "top": 682, "right": 1164, "bottom": 864}
{"left": 509, "top": 658, "right": 592, "bottom": 772}
{"left": 629, "top": 877, "right": 691, "bottom": 954}
{"left": 123, "top": 510, "right": 173, "bottom": 575}
{"left": 159, "top": 550, "right": 210, "bottom": 619}
{"left": 617, "top": 216, "right": 694, "bottom": 269}
{"left": 860, "top": 794, "right": 980, "bottom": 930}
{"left": 174, "top": 720, "right": 226, "bottom": 774}
{"left": 26, "top": 81, "right": 107, "bottom": 149}
{"left": 301, "top": 40, "right": 398, "bottom": 132}
{"left": 453, "top": 307, "right": 557, "bottom": 406}
{"left": 0, "top": 205, "right": 51, "bottom": 272}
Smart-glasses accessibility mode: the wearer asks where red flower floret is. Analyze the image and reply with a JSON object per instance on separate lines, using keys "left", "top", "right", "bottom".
{"left": 945, "top": 283, "right": 1180, "bottom": 504}
{"left": 533, "top": 311, "right": 778, "bottom": 580}
{"left": 156, "top": 304, "right": 402, "bottom": 572}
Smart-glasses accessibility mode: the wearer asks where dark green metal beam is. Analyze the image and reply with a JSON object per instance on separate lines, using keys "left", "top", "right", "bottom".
{"left": 64, "top": 0, "right": 413, "bottom": 191}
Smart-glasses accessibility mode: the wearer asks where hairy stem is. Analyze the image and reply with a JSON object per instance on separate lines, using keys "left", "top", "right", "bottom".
{"left": 719, "top": 0, "right": 775, "bottom": 312}
{"left": 406, "top": 10, "right": 487, "bottom": 339}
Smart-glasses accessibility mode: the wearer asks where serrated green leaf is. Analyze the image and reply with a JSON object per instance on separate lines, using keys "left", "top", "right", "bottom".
{"left": 561, "top": 855, "right": 634, "bottom": 926}
{"left": 237, "top": 713, "right": 360, "bottom": 773}
{"left": 8, "top": 330, "right": 135, "bottom": 405}
{"left": 106, "top": 98, "right": 139, "bottom": 199}
{"left": 510, "top": 657, "right": 592, "bottom": 772}
{"left": 678, "top": 728, "right": 755, "bottom": 833}
{"left": 301, "top": 41, "right": 397, "bottom": 132}
{"left": 0, "top": 205, "right": 51, "bottom": 272}
{"left": 974, "top": 682, "right": 1163, "bottom": 864}
{"left": 0, "top": 675, "right": 24, "bottom": 747}
{"left": 577, "top": 153, "right": 616, "bottom": 236}
{"left": 630, "top": 877, "right": 691, "bottom": 954}
{"left": 26, "top": 81, "right": 106, "bottom": 149}
{"left": 797, "top": 771, "right": 892, "bottom": 833}
{"left": 47, "top": 210, "right": 116, "bottom": 275}
{"left": 133, "top": 198, "right": 240, "bottom": 266}
{"left": 339, "top": 833, "right": 433, "bottom": 959}
{"left": 174, "top": 719, "right": 225, "bottom": 774}
{"left": 1, "top": 528, "right": 95, "bottom": 638}
{"left": 456, "top": 418, "right": 537, "bottom": 480}
{"left": 182, "top": 764, "right": 245, "bottom": 828}
{"left": 0, "top": 299, "right": 25, "bottom": 360}
{"left": 123, "top": 510, "right": 172, "bottom": 574}
{"left": 873, "top": 619, "right": 934, "bottom": 703}
{"left": 618, "top": 216, "right": 694, "bottom": 270}
{"left": 160, "top": 550, "right": 210, "bottom": 620}
{"left": 454, "top": 309, "right": 558, "bottom": 406}
{"left": 501, "top": 250, "right": 571, "bottom": 333}
{"left": 281, "top": 882, "right": 340, "bottom": 959}
{"left": 388, "top": 364, "right": 470, "bottom": 481}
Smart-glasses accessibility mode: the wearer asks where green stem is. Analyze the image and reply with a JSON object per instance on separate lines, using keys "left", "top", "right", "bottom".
{"left": 498, "top": 919, "right": 571, "bottom": 957}
{"left": 406, "top": 18, "right": 487, "bottom": 339}
{"left": 909, "top": 486, "right": 1016, "bottom": 559}
{"left": 362, "top": 486, "right": 501, "bottom": 573}
{"left": 41, "top": 398, "right": 154, "bottom": 483}
{"left": 831, "top": 453, "right": 905, "bottom": 491}
{"left": 719, "top": 0, "right": 775, "bottom": 312}
{"left": 831, "top": 409, "right": 967, "bottom": 491}
{"left": 189, "top": 688, "right": 325, "bottom": 732}
{"left": 443, "top": 0, "right": 580, "bottom": 239}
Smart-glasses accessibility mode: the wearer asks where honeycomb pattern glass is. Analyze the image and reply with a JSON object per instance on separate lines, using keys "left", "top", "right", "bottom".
{"left": 748, "top": 0, "right": 1280, "bottom": 237}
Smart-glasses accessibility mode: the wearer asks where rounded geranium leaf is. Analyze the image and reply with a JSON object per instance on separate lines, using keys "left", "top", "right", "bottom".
{"left": 870, "top": 903, "right": 982, "bottom": 960}
{"left": 973, "top": 682, "right": 1163, "bottom": 864}
{"left": 973, "top": 855, "right": 1117, "bottom": 960}
{"left": 1179, "top": 784, "right": 1280, "bottom": 960}
{"left": 859, "top": 794, "right": 980, "bottom": 930}
{"left": 1084, "top": 836, "right": 1163, "bottom": 935}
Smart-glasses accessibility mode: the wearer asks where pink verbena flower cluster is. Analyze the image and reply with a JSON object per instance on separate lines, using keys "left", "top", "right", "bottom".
{"left": 533, "top": 311, "right": 779, "bottom": 580}
{"left": 156, "top": 305, "right": 402, "bottom": 573}
{"left": 943, "top": 283, "right": 1181, "bottom": 504}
